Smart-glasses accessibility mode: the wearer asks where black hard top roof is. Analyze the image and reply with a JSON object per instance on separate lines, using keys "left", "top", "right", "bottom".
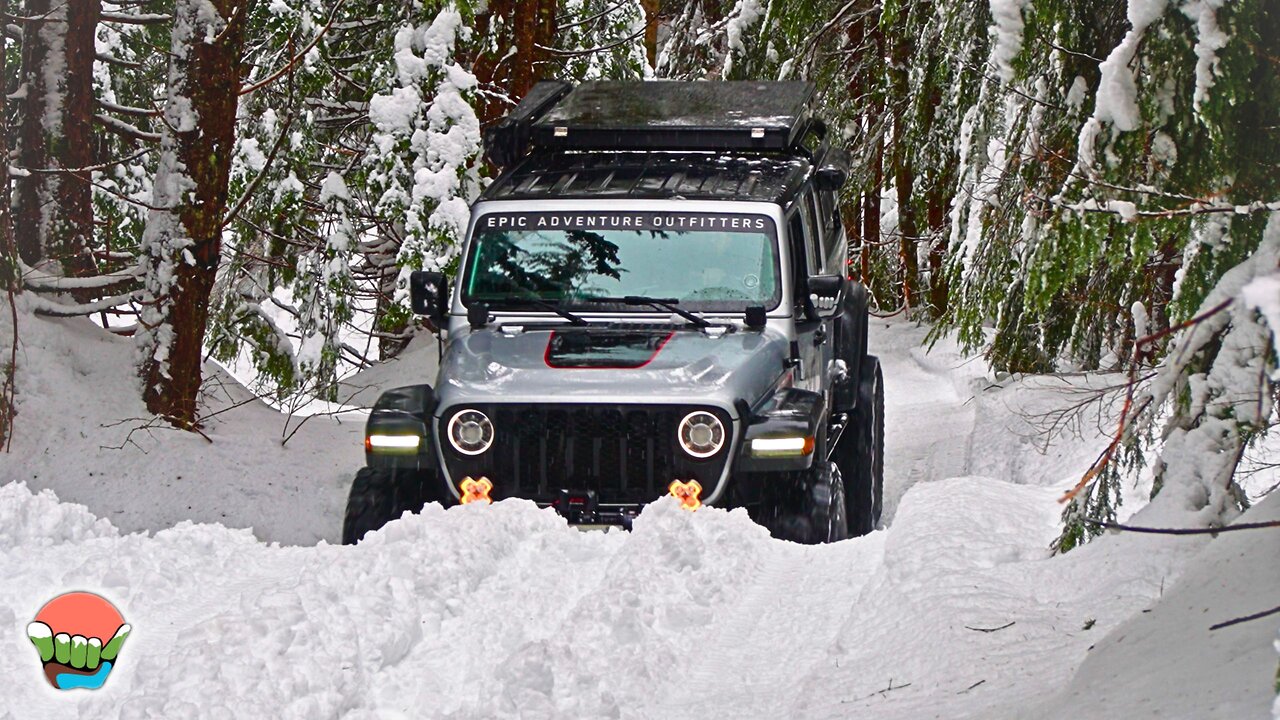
{"left": 530, "top": 81, "right": 816, "bottom": 153}
{"left": 480, "top": 151, "right": 812, "bottom": 204}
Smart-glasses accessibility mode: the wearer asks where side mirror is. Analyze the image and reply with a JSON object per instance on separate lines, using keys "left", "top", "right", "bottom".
{"left": 807, "top": 274, "right": 845, "bottom": 318}
{"left": 816, "top": 165, "right": 847, "bottom": 191}
{"left": 816, "top": 147, "right": 851, "bottom": 191}
{"left": 409, "top": 271, "right": 448, "bottom": 326}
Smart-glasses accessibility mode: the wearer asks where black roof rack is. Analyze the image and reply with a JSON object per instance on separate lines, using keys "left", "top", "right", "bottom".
{"left": 483, "top": 81, "right": 823, "bottom": 170}
{"left": 480, "top": 152, "right": 811, "bottom": 203}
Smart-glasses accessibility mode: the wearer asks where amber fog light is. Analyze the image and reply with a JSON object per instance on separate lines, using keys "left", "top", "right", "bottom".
{"left": 447, "top": 410, "right": 494, "bottom": 455}
{"left": 678, "top": 411, "right": 725, "bottom": 458}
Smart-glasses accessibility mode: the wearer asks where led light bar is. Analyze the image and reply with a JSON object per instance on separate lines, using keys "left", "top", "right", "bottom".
{"left": 366, "top": 434, "right": 421, "bottom": 450}
{"left": 750, "top": 436, "right": 815, "bottom": 457}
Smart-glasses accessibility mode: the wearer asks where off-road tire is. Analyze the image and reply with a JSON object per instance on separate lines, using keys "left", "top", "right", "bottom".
{"left": 841, "top": 356, "right": 884, "bottom": 536}
{"left": 759, "top": 431, "right": 849, "bottom": 544}
{"left": 342, "top": 467, "right": 435, "bottom": 545}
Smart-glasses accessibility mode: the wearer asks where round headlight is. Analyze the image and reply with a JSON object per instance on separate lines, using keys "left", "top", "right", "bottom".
{"left": 447, "top": 409, "right": 494, "bottom": 455}
{"left": 678, "top": 411, "right": 726, "bottom": 458}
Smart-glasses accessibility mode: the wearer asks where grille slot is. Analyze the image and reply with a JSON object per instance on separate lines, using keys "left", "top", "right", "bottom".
{"left": 440, "top": 404, "right": 731, "bottom": 504}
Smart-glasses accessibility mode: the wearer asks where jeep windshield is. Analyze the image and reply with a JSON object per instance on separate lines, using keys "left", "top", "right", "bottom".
{"left": 462, "top": 211, "right": 781, "bottom": 313}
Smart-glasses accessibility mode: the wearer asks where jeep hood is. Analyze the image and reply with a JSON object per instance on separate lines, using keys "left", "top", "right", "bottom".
{"left": 434, "top": 324, "right": 790, "bottom": 417}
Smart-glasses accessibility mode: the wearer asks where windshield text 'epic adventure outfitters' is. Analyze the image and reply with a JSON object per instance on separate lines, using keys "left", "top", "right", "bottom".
{"left": 479, "top": 212, "right": 773, "bottom": 233}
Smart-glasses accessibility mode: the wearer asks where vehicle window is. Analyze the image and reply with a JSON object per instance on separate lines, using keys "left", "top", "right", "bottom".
{"left": 787, "top": 210, "right": 809, "bottom": 315}
{"left": 798, "top": 189, "right": 822, "bottom": 274}
{"left": 463, "top": 212, "right": 782, "bottom": 313}
{"left": 817, "top": 189, "right": 845, "bottom": 272}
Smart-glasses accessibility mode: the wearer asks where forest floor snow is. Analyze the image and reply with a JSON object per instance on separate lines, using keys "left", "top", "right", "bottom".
{"left": 0, "top": 308, "right": 1276, "bottom": 718}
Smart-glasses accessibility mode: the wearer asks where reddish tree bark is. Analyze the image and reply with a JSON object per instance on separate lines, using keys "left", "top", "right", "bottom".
{"left": 139, "top": 0, "right": 250, "bottom": 427}
{"left": 13, "top": 0, "right": 98, "bottom": 276}
{"left": 641, "top": 0, "right": 660, "bottom": 68}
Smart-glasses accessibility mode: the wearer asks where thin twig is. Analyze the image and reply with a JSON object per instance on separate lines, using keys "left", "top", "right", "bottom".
{"left": 1081, "top": 517, "right": 1280, "bottom": 535}
{"left": 965, "top": 621, "right": 1015, "bottom": 633}
{"left": 1209, "top": 604, "right": 1280, "bottom": 631}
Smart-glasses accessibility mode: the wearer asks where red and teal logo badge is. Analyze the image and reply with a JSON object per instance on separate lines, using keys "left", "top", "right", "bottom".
{"left": 26, "top": 592, "right": 130, "bottom": 690}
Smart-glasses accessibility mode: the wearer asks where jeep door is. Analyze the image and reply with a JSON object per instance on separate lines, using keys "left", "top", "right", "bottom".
{"left": 785, "top": 185, "right": 838, "bottom": 397}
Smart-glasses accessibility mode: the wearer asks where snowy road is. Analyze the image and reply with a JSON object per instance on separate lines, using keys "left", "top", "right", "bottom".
{"left": 2, "top": 316, "right": 1275, "bottom": 719}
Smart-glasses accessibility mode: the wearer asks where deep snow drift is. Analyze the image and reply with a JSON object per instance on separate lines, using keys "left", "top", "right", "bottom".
{"left": 0, "top": 310, "right": 1277, "bottom": 718}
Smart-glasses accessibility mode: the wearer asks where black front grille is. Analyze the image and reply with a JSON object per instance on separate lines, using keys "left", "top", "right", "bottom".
{"left": 439, "top": 404, "right": 732, "bottom": 504}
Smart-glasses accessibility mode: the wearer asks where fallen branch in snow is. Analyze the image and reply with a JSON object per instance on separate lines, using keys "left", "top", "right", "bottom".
{"left": 847, "top": 679, "right": 913, "bottom": 702}
{"left": 1208, "top": 604, "right": 1280, "bottom": 631}
{"left": 98, "top": 413, "right": 213, "bottom": 452}
{"left": 965, "top": 621, "right": 1016, "bottom": 633}
{"left": 959, "top": 679, "right": 987, "bottom": 694}
{"left": 1081, "top": 517, "right": 1280, "bottom": 535}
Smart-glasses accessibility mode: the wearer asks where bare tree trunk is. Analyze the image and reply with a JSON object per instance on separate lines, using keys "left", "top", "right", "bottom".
{"left": 13, "top": 0, "right": 97, "bottom": 276}
{"left": 0, "top": 0, "right": 18, "bottom": 451}
{"left": 59, "top": 0, "right": 99, "bottom": 278}
{"left": 894, "top": 157, "right": 918, "bottom": 310}
{"left": 888, "top": 27, "right": 917, "bottom": 311}
{"left": 509, "top": 0, "right": 557, "bottom": 100}
{"left": 511, "top": 0, "right": 539, "bottom": 100}
{"left": 926, "top": 185, "right": 948, "bottom": 315}
{"left": 859, "top": 24, "right": 886, "bottom": 305}
{"left": 641, "top": 0, "right": 660, "bottom": 68}
{"left": 139, "top": 0, "right": 250, "bottom": 427}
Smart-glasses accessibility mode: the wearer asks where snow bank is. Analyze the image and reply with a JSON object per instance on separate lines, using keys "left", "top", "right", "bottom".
{"left": 0, "top": 299, "right": 362, "bottom": 546}
{"left": 0, "top": 485, "right": 771, "bottom": 718}
{"left": 0, "top": 482, "right": 117, "bottom": 549}
{"left": 1040, "top": 492, "right": 1280, "bottom": 719}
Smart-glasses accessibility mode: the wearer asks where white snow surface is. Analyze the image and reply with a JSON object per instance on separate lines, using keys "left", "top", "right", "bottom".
{"left": 1, "top": 315, "right": 1277, "bottom": 718}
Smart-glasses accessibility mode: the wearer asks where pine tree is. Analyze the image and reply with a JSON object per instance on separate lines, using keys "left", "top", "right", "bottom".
{"left": 138, "top": 0, "right": 252, "bottom": 427}
{"left": 13, "top": 0, "right": 99, "bottom": 278}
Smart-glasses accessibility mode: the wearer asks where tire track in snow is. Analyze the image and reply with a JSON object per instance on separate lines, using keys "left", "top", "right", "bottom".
{"left": 872, "top": 322, "right": 981, "bottom": 526}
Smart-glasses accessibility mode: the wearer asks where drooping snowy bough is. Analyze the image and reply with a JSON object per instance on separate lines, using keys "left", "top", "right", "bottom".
{"left": 1060, "top": 213, "right": 1280, "bottom": 548}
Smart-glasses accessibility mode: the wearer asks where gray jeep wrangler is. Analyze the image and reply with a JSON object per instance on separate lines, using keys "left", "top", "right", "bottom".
{"left": 343, "top": 80, "right": 884, "bottom": 545}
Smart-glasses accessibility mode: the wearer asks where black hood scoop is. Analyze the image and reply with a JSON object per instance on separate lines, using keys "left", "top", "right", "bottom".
{"left": 544, "top": 328, "right": 674, "bottom": 369}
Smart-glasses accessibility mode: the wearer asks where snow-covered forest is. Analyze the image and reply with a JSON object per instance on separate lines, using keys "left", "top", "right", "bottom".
{"left": 0, "top": 0, "right": 1277, "bottom": 716}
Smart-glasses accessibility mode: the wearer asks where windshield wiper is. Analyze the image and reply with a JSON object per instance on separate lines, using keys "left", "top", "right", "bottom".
{"left": 489, "top": 296, "right": 589, "bottom": 326}
{"left": 583, "top": 296, "right": 721, "bottom": 329}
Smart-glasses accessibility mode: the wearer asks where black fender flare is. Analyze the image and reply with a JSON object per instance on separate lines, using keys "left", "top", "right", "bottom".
{"left": 831, "top": 279, "right": 868, "bottom": 413}
{"left": 735, "top": 388, "right": 827, "bottom": 472}
{"left": 364, "top": 385, "right": 439, "bottom": 471}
